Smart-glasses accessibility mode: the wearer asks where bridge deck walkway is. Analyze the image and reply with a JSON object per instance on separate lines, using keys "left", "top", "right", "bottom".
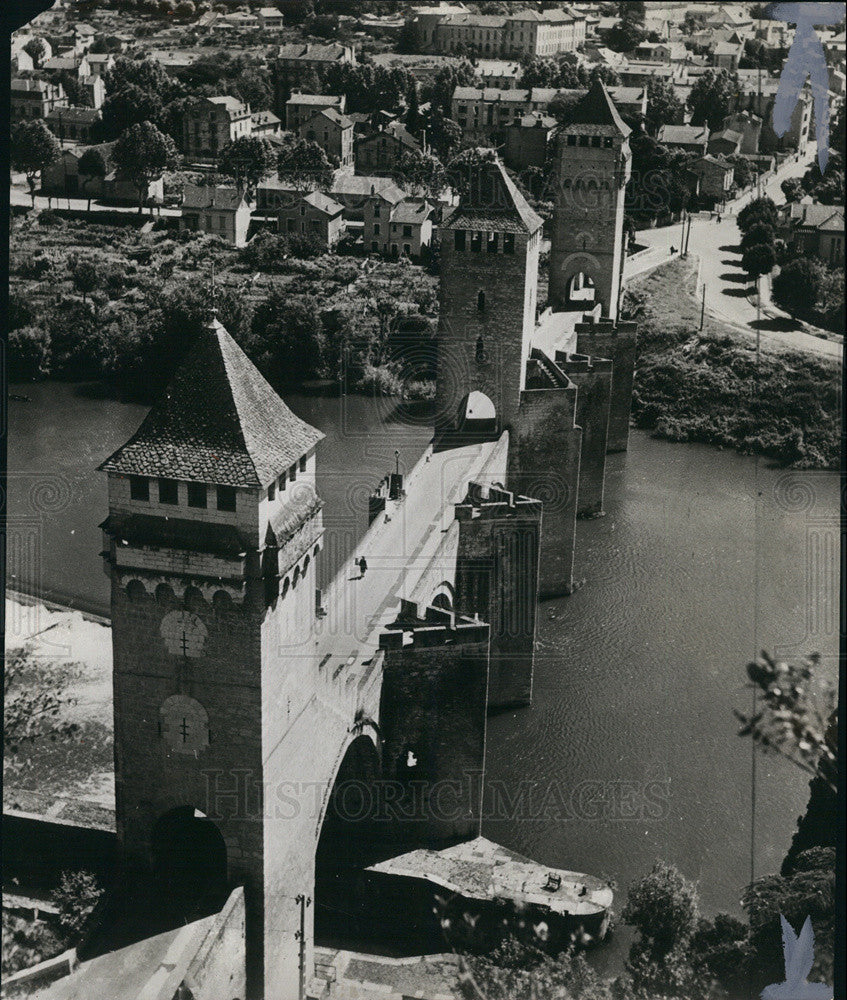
{"left": 313, "top": 434, "right": 508, "bottom": 694}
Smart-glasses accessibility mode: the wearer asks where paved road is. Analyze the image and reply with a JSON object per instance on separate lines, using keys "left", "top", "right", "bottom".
{"left": 9, "top": 181, "right": 179, "bottom": 217}
{"left": 633, "top": 144, "right": 842, "bottom": 360}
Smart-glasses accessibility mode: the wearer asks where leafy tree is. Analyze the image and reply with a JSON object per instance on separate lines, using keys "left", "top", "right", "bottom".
{"left": 11, "top": 120, "right": 60, "bottom": 205}
{"left": 397, "top": 149, "right": 445, "bottom": 197}
{"left": 741, "top": 242, "right": 775, "bottom": 279}
{"left": 406, "top": 78, "right": 421, "bottom": 135}
{"left": 726, "top": 153, "right": 752, "bottom": 190}
{"left": 99, "top": 82, "right": 165, "bottom": 139}
{"left": 72, "top": 260, "right": 100, "bottom": 304}
{"left": 740, "top": 221, "right": 774, "bottom": 250}
{"left": 235, "top": 67, "right": 272, "bottom": 110}
{"left": 104, "top": 56, "right": 177, "bottom": 101}
{"left": 8, "top": 327, "right": 52, "bottom": 380}
{"left": 218, "top": 135, "right": 276, "bottom": 195}
{"left": 397, "top": 15, "right": 422, "bottom": 54}
{"left": 548, "top": 92, "right": 581, "bottom": 127}
{"left": 737, "top": 195, "right": 778, "bottom": 234}
{"left": 23, "top": 36, "right": 48, "bottom": 67}
{"left": 277, "top": 0, "right": 314, "bottom": 24}
{"left": 606, "top": 17, "right": 645, "bottom": 53}
{"left": 77, "top": 146, "right": 107, "bottom": 211}
{"left": 688, "top": 69, "right": 739, "bottom": 130}
{"left": 111, "top": 120, "right": 178, "bottom": 213}
{"left": 427, "top": 60, "right": 475, "bottom": 118}
{"left": 248, "top": 290, "right": 328, "bottom": 383}
{"left": 743, "top": 848, "right": 835, "bottom": 992}
{"left": 4, "top": 646, "right": 78, "bottom": 761}
{"left": 622, "top": 861, "right": 700, "bottom": 998}
{"left": 425, "top": 107, "right": 462, "bottom": 160}
{"left": 175, "top": 0, "right": 195, "bottom": 16}
{"left": 277, "top": 135, "right": 335, "bottom": 190}
{"left": 52, "top": 871, "right": 105, "bottom": 940}
{"left": 781, "top": 177, "right": 803, "bottom": 202}
{"left": 645, "top": 77, "right": 682, "bottom": 135}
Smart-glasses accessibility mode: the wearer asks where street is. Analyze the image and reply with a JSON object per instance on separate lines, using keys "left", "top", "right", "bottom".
{"left": 633, "top": 143, "right": 842, "bottom": 359}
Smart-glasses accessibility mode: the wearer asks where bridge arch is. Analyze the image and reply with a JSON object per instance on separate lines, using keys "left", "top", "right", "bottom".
{"left": 314, "top": 732, "right": 382, "bottom": 945}
{"left": 151, "top": 805, "right": 229, "bottom": 924}
{"left": 457, "top": 390, "right": 497, "bottom": 435}
{"left": 430, "top": 581, "right": 455, "bottom": 611}
{"left": 555, "top": 252, "right": 605, "bottom": 312}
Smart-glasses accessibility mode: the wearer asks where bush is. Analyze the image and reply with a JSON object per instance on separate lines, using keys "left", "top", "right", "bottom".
{"left": 37, "top": 209, "right": 63, "bottom": 227}
{"left": 8, "top": 326, "right": 52, "bottom": 380}
{"left": 356, "top": 362, "right": 404, "bottom": 396}
{"left": 16, "top": 253, "right": 54, "bottom": 279}
{"left": 52, "top": 871, "right": 104, "bottom": 941}
{"left": 2, "top": 911, "right": 65, "bottom": 976}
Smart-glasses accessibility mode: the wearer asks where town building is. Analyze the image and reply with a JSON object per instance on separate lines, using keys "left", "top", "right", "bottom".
{"left": 297, "top": 107, "right": 355, "bottom": 169}
{"left": 386, "top": 198, "right": 434, "bottom": 257}
{"left": 79, "top": 73, "right": 106, "bottom": 110}
{"left": 657, "top": 123, "right": 710, "bottom": 155}
{"left": 452, "top": 84, "right": 645, "bottom": 138}
{"left": 182, "top": 95, "right": 253, "bottom": 164}
{"left": 690, "top": 154, "right": 735, "bottom": 203}
{"left": 285, "top": 92, "right": 346, "bottom": 131}
{"left": 249, "top": 109, "right": 282, "bottom": 139}
{"left": 180, "top": 184, "right": 253, "bottom": 247}
{"left": 45, "top": 105, "right": 101, "bottom": 145}
{"left": 355, "top": 121, "right": 421, "bottom": 176}
{"left": 712, "top": 40, "right": 743, "bottom": 72}
{"left": 363, "top": 180, "right": 407, "bottom": 252}
{"left": 720, "top": 110, "right": 762, "bottom": 154}
{"left": 11, "top": 49, "right": 34, "bottom": 73}
{"left": 406, "top": 5, "right": 586, "bottom": 58}
{"left": 708, "top": 128, "right": 743, "bottom": 157}
{"left": 85, "top": 51, "right": 116, "bottom": 76}
{"left": 40, "top": 142, "right": 164, "bottom": 205}
{"left": 43, "top": 50, "right": 91, "bottom": 77}
{"left": 11, "top": 77, "right": 68, "bottom": 122}
{"left": 735, "top": 82, "right": 812, "bottom": 154}
{"left": 257, "top": 6, "right": 285, "bottom": 30}
{"left": 504, "top": 113, "right": 557, "bottom": 170}
{"left": 472, "top": 58, "right": 522, "bottom": 89}
{"left": 278, "top": 190, "right": 345, "bottom": 246}
{"left": 273, "top": 43, "right": 356, "bottom": 112}
{"left": 779, "top": 203, "right": 845, "bottom": 266}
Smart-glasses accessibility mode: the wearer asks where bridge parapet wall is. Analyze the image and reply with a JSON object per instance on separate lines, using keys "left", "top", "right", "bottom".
{"left": 575, "top": 316, "right": 637, "bottom": 453}
{"left": 378, "top": 602, "right": 490, "bottom": 843}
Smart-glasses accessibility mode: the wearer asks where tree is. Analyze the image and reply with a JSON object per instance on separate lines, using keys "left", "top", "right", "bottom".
{"left": 781, "top": 177, "right": 803, "bottom": 203}
{"left": 606, "top": 17, "right": 645, "bottom": 53}
{"left": 622, "top": 861, "right": 700, "bottom": 998}
{"left": 175, "top": 0, "right": 195, "bottom": 16}
{"left": 8, "top": 327, "right": 52, "bottom": 380}
{"left": 406, "top": 78, "right": 421, "bottom": 136}
{"left": 72, "top": 261, "right": 100, "bottom": 304}
{"left": 104, "top": 56, "right": 177, "bottom": 100}
{"left": 277, "top": 0, "right": 314, "bottom": 24}
{"left": 218, "top": 135, "right": 276, "bottom": 195}
{"left": 99, "top": 83, "right": 165, "bottom": 139}
{"left": 11, "top": 120, "right": 60, "bottom": 205}
{"left": 740, "top": 221, "right": 774, "bottom": 250}
{"left": 548, "top": 92, "right": 581, "bottom": 127}
{"left": 235, "top": 67, "right": 272, "bottom": 110}
{"left": 688, "top": 69, "right": 739, "bottom": 130}
{"left": 248, "top": 291, "right": 328, "bottom": 384}
{"left": 397, "top": 16, "right": 422, "bottom": 54}
{"left": 741, "top": 242, "right": 775, "bottom": 279}
{"left": 277, "top": 135, "right": 335, "bottom": 190}
{"left": 52, "top": 872, "right": 104, "bottom": 940}
{"left": 77, "top": 147, "right": 107, "bottom": 211}
{"left": 737, "top": 195, "right": 778, "bottom": 234}
{"left": 23, "top": 36, "right": 48, "bottom": 67}
{"left": 111, "top": 120, "right": 178, "bottom": 213}
{"left": 645, "top": 77, "right": 682, "bottom": 135}
{"left": 427, "top": 60, "right": 475, "bottom": 118}
{"left": 425, "top": 107, "right": 462, "bottom": 160}
{"left": 771, "top": 257, "right": 824, "bottom": 319}
{"left": 397, "top": 149, "right": 445, "bottom": 197}
{"left": 4, "top": 646, "right": 78, "bottom": 762}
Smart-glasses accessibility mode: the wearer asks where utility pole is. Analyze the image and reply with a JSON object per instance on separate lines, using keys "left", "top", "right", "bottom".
{"left": 295, "top": 893, "right": 311, "bottom": 1000}
{"left": 699, "top": 282, "right": 706, "bottom": 330}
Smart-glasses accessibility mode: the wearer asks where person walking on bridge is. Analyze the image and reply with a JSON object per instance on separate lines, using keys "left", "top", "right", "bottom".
{"left": 358, "top": 556, "right": 368, "bottom": 578}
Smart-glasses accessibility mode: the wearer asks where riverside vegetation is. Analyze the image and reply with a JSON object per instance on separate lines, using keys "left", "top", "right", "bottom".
{"left": 624, "top": 258, "right": 840, "bottom": 471}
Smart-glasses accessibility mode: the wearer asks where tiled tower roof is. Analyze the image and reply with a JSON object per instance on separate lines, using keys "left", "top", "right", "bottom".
{"left": 441, "top": 152, "right": 543, "bottom": 234}
{"left": 561, "top": 77, "right": 631, "bottom": 137}
{"left": 100, "top": 315, "right": 324, "bottom": 488}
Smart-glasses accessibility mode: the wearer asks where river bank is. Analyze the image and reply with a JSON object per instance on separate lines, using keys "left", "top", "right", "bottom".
{"left": 626, "top": 258, "right": 841, "bottom": 470}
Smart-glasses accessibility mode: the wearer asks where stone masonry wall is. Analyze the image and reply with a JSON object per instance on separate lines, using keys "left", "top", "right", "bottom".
{"left": 575, "top": 319, "right": 637, "bottom": 452}
{"left": 556, "top": 354, "right": 612, "bottom": 516}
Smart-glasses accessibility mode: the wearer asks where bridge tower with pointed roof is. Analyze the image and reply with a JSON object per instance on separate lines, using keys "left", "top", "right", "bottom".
{"left": 434, "top": 152, "right": 544, "bottom": 435}
{"left": 549, "top": 77, "right": 632, "bottom": 320}
{"left": 99, "top": 309, "right": 327, "bottom": 998}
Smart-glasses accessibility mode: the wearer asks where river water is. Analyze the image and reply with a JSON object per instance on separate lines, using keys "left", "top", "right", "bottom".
{"left": 6, "top": 381, "right": 839, "bottom": 962}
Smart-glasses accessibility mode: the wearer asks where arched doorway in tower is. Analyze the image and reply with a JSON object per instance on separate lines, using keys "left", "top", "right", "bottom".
{"left": 151, "top": 806, "right": 229, "bottom": 924}
{"left": 314, "top": 734, "right": 384, "bottom": 949}
{"left": 566, "top": 271, "right": 596, "bottom": 305}
{"left": 457, "top": 390, "right": 496, "bottom": 437}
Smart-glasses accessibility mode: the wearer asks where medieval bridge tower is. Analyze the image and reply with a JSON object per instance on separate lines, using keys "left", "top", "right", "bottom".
{"left": 548, "top": 78, "right": 632, "bottom": 319}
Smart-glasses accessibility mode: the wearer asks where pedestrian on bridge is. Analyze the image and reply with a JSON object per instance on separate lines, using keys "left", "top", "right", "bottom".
{"left": 358, "top": 556, "right": 368, "bottom": 577}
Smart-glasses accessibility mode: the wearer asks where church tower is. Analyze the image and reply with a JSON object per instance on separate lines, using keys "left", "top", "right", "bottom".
{"left": 548, "top": 78, "right": 632, "bottom": 320}
{"left": 100, "top": 311, "right": 325, "bottom": 999}
{"left": 434, "top": 154, "right": 544, "bottom": 435}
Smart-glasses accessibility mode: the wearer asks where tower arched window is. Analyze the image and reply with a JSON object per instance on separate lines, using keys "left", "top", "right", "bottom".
{"left": 477, "top": 290, "right": 485, "bottom": 312}
{"left": 476, "top": 335, "right": 487, "bottom": 363}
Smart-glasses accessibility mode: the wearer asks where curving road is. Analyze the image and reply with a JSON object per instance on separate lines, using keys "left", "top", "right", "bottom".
{"left": 632, "top": 143, "right": 842, "bottom": 360}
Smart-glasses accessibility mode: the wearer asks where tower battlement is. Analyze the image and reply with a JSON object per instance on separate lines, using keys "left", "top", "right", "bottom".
{"left": 379, "top": 600, "right": 489, "bottom": 649}
{"left": 556, "top": 353, "right": 614, "bottom": 375}
{"left": 455, "top": 482, "right": 542, "bottom": 521}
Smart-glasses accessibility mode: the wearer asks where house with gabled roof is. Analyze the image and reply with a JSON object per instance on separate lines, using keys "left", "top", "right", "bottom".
{"left": 297, "top": 107, "right": 355, "bottom": 170}
{"left": 779, "top": 203, "right": 845, "bottom": 266}
{"left": 182, "top": 95, "right": 253, "bottom": 163}
{"left": 278, "top": 189, "right": 345, "bottom": 247}
{"left": 180, "top": 184, "right": 253, "bottom": 247}
{"left": 354, "top": 121, "right": 422, "bottom": 177}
